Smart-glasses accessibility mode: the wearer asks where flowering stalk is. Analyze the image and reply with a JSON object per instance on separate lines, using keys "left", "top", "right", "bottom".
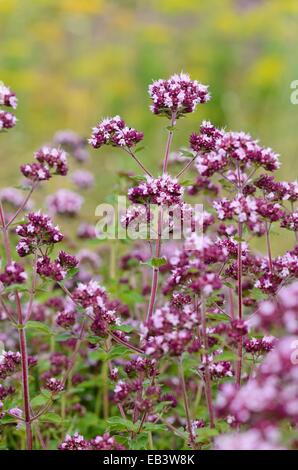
{"left": 0, "top": 201, "right": 33, "bottom": 449}
{"left": 146, "top": 114, "right": 176, "bottom": 322}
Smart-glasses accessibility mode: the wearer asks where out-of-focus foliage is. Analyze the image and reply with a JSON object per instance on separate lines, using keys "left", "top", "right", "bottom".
{"left": 0, "top": 0, "right": 297, "bottom": 252}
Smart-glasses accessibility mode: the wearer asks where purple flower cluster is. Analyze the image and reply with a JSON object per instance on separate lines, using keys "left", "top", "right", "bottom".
{"left": 0, "top": 83, "right": 17, "bottom": 109}
{"left": 16, "top": 212, "right": 63, "bottom": 257}
{"left": 21, "top": 147, "right": 68, "bottom": 181}
{"left": 46, "top": 189, "right": 84, "bottom": 216}
{"left": 140, "top": 302, "right": 200, "bottom": 357}
{"left": 45, "top": 377, "right": 64, "bottom": 393}
{"left": 252, "top": 282, "right": 298, "bottom": 334}
{"left": 216, "top": 337, "right": 298, "bottom": 429}
{"left": 148, "top": 73, "right": 210, "bottom": 118}
{"left": 0, "top": 350, "right": 21, "bottom": 380}
{"left": 0, "top": 83, "right": 17, "bottom": 131}
{"left": 244, "top": 336, "right": 276, "bottom": 355}
{"left": 37, "top": 251, "right": 78, "bottom": 282}
{"left": 128, "top": 175, "right": 184, "bottom": 206}
{"left": 0, "top": 110, "right": 17, "bottom": 130}
{"left": 53, "top": 130, "right": 89, "bottom": 162}
{"left": 0, "top": 262, "right": 27, "bottom": 286}
{"left": 71, "top": 169, "right": 94, "bottom": 189}
{"left": 89, "top": 115, "right": 143, "bottom": 149}
{"left": 72, "top": 281, "right": 123, "bottom": 338}
{"left": 59, "top": 432, "right": 124, "bottom": 450}
{"left": 191, "top": 123, "right": 280, "bottom": 176}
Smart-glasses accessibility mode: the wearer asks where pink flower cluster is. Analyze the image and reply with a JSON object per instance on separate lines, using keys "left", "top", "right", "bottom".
{"left": 59, "top": 432, "right": 124, "bottom": 450}
{"left": 0, "top": 351, "right": 21, "bottom": 380}
{"left": 140, "top": 302, "right": 200, "bottom": 357}
{"left": 0, "top": 83, "right": 17, "bottom": 131}
{"left": 46, "top": 189, "right": 84, "bottom": 216}
{"left": 148, "top": 73, "right": 210, "bottom": 118}
{"left": 89, "top": 115, "right": 143, "bottom": 149}
{"left": 53, "top": 129, "right": 89, "bottom": 162}
{"left": 16, "top": 212, "right": 63, "bottom": 257}
{"left": 252, "top": 282, "right": 298, "bottom": 334}
{"left": 191, "top": 122, "right": 280, "bottom": 176}
{"left": 21, "top": 147, "right": 68, "bottom": 181}
{"left": 0, "top": 262, "right": 27, "bottom": 287}
{"left": 37, "top": 251, "right": 78, "bottom": 282}
{"left": 72, "top": 280, "right": 124, "bottom": 338}
{"left": 128, "top": 174, "right": 184, "bottom": 206}
{"left": 216, "top": 337, "right": 298, "bottom": 426}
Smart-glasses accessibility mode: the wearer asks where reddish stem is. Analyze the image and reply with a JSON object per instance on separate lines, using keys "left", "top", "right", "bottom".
{"left": 15, "top": 292, "right": 33, "bottom": 450}
{"left": 235, "top": 220, "right": 243, "bottom": 388}
{"left": 179, "top": 358, "right": 196, "bottom": 447}
{"left": 201, "top": 296, "right": 215, "bottom": 428}
{"left": 265, "top": 221, "right": 273, "bottom": 272}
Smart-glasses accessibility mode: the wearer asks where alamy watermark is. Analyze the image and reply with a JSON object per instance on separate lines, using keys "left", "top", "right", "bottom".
{"left": 94, "top": 196, "right": 203, "bottom": 250}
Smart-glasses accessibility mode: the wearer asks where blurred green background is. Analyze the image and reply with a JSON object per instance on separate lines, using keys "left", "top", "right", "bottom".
{"left": 1, "top": 0, "right": 298, "bottom": 253}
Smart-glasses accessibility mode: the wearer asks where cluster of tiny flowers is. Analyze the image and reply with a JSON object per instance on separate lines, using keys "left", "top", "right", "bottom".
{"left": 16, "top": 212, "right": 63, "bottom": 257}
{"left": 44, "top": 377, "right": 64, "bottom": 393}
{"left": 56, "top": 309, "right": 76, "bottom": 329}
{"left": 0, "top": 110, "right": 17, "bottom": 130}
{"left": 0, "top": 83, "right": 17, "bottom": 108}
{"left": 140, "top": 302, "right": 200, "bottom": 357}
{"left": 128, "top": 175, "right": 184, "bottom": 206}
{"left": 0, "top": 83, "right": 17, "bottom": 131}
{"left": 191, "top": 124, "right": 280, "bottom": 176}
{"left": 199, "top": 349, "right": 233, "bottom": 380}
{"left": 148, "top": 73, "right": 210, "bottom": 118}
{"left": 37, "top": 251, "right": 78, "bottom": 282}
{"left": 0, "top": 351, "right": 21, "bottom": 380}
{"left": 216, "top": 337, "right": 298, "bottom": 426}
{"left": 89, "top": 115, "right": 143, "bottom": 149}
{"left": 252, "top": 282, "right": 298, "bottom": 334}
{"left": 72, "top": 281, "right": 123, "bottom": 338}
{"left": 0, "top": 262, "right": 27, "bottom": 286}
{"left": 214, "top": 427, "right": 284, "bottom": 450}
{"left": 254, "top": 174, "right": 298, "bottom": 202}
{"left": 244, "top": 336, "right": 276, "bottom": 355}
{"left": 21, "top": 147, "right": 68, "bottom": 181}
{"left": 59, "top": 432, "right": 124, "bottom": 450}
{"left": 76, "top": 222, "right": 97, "bottom": 239}
{"left": 46, "top": 189, "right": 84, "bottom": 216}
{"left": 53, "top": 130, "right": 89, "bottom": 162}
{"left": 281, "top": 211, "right": 298, "bottom": 232}
{"left": 71, "top": 169, "right": 94, "bottom": 189}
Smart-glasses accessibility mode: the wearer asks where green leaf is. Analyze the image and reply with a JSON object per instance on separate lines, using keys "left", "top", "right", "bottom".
{"left": 143, "top": 423, "right": 167, "bottom": 432}
{"left": 111, "top": 324, "right": 134, "bottom": 333}
{"left": 31, "top": 394, "right": 49, "bottom": 408}
{"left": 142, "top": 256, "right": 167, "bottom": 269}
{"left": 107, "top": 417, "right": 138, "bottom": 433}
{"left": 195, "top": 427, "right": 219, "bottom": 443}
{"left": 25, "top": 321, "right": 53, "bottom": 336}
{"left": 129, "top": 433, "right": 148, "bottom": 450}
{"left": 108, "top": 345, "right": 133, "bottom": 360}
